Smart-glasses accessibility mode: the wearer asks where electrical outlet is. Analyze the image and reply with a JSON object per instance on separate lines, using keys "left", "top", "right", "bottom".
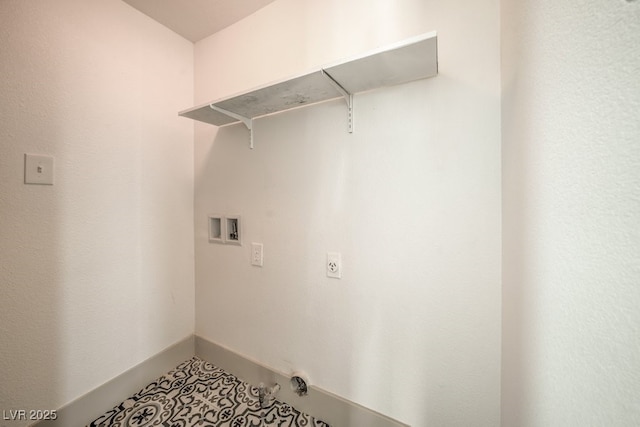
{"left": 251, "top": 242, "right": 263, "bottom": 267}
{"left": 327, "top": 252, "right": 341, "bottom": 279}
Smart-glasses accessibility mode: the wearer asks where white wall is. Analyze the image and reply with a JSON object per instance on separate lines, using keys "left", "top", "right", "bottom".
{"left": 0, "top": 1, "right": 194, "bottom": 423}
{"left": 194, "top": 0, "right": 501, "bottom": 425}
{"left": 501, "top": 0, "right": 640, "bottom": 425}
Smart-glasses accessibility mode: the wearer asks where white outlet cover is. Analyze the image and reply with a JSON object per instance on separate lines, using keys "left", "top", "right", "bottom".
{"left": 327, "top": 252, "right": 341, "bottom": 279}
{"left": 25, "top": 154, "right": 54, "bottom": 185}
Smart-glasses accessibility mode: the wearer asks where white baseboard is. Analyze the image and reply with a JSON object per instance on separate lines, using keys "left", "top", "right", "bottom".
{"left": 195, "top": 335, "right": 409, "bottom": 427}
{"left": 32, "top": 335, "right": 195, "bottom": 427}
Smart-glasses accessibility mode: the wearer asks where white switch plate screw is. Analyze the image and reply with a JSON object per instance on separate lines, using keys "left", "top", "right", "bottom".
{"left": 251, "top": 243, "right": 264, "bottom": 267}
{"left": 327, "top": 252, "right": 341, "bottom": 279}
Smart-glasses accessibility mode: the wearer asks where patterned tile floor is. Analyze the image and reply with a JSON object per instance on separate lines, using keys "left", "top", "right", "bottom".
{"left": 88, "top": 356, "right": 330, "bottom": 427}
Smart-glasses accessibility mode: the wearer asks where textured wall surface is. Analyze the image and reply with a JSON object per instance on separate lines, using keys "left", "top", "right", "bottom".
{"left": 501, "top": 0, "right": 640, "bottom": 425}
{"left": 194, "top": 0, "right": 501, "bottom": 425}
{"left": 0, "top": 1, "right": 194, "bottom": 424}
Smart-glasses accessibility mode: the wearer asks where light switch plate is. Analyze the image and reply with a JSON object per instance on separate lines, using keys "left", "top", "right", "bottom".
{"left": 25, "top": 154, "right": 54, "bottom": 185}
{"left": 251, "top": 242, "right": 263, "bottom": 267}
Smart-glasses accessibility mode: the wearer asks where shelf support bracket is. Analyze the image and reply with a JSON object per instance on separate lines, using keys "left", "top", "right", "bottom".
{"left": 321, "top": 70, "right": 353, "bottom": 133}
{"left": 210, "top": 104, "right": 255, "bottom": 149}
